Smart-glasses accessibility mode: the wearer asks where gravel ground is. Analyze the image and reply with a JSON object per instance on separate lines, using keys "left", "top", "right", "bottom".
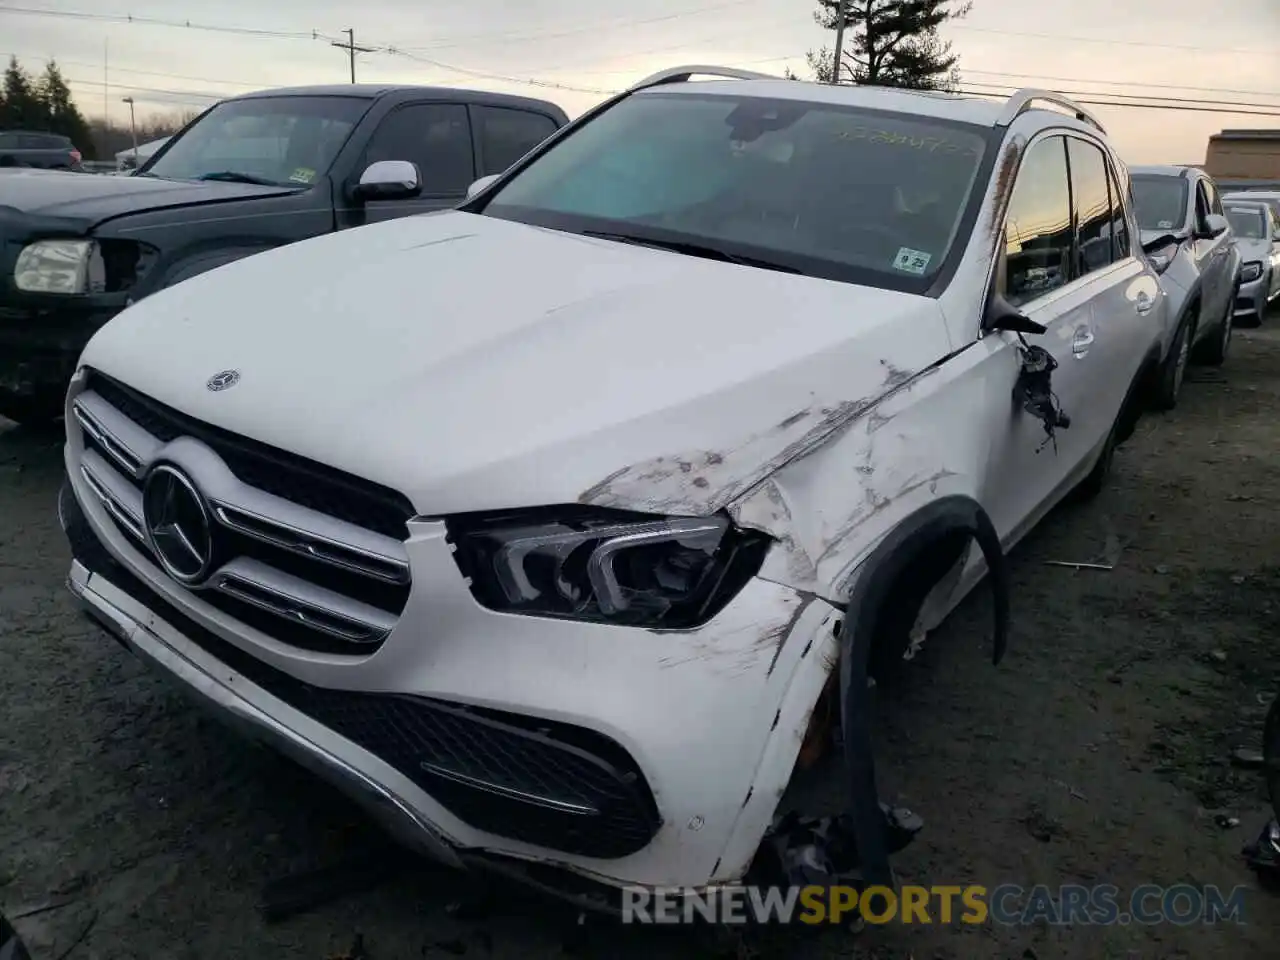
{"left": 2, "top": 331, "right": 1278, "bottom": 959}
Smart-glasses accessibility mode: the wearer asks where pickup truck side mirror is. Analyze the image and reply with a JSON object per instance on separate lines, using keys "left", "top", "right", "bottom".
{"left": 1196, "top": 213, "right": 1229, "bottom": 240}
{"left": 353, "top": 160, "right": 421, "bottom": 203}
{"left": 466, "top": 174, "right": 500, "bottom": 200}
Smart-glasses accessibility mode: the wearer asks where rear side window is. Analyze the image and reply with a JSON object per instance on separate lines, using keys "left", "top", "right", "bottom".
{"left": 364, "top": 103, "right": 475, "bottom": 196}
{"left": 1067, "top": 138, "right": 1115, "bottom": 276}
{"left": 0, "top": 132, "right": 16, "bottom": 149}
{"left": 1003, "top": 136, "right": 1072, "bottom": 307}
{"left": 474, "top": 106, "right": 558, "bottom": 175}
{"left": 18, "top": 133, "right": 65, "bottom": 148}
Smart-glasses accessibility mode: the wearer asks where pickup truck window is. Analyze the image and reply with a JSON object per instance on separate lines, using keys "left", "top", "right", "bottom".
{"left": 363, "top": 103, "right": 475, "bottom": 197}
{"left": 474, "top": 106, "right": 559, "bottom": 175}
{"left": 143, "top": 95, "right": 368, "bottom": 186}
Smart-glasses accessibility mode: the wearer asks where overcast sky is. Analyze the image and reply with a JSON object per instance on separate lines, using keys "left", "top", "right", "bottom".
{"left": 4, "top": 0, "right": 1278, "bottom": 162}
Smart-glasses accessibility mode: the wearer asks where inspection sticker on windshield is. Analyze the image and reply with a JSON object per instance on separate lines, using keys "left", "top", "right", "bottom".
{"left": 288, "top": 167, "right": 316, "bottom": 184}
{"left": 1158, "top": 220, "right": 1174, "bottom": 229}
{"left": 893, "top": 247, "right": 932, "bottom": 275}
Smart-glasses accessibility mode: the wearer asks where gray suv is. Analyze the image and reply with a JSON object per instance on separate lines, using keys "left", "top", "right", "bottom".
{"left": 1130, "top": 165, "right": 1242, "bottom": 409}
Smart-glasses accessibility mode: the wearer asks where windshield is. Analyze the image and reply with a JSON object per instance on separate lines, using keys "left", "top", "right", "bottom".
{"left": 142, "top": 96, "right": 369, "bottom": 186}
{"left": 1130, "top": 175, "right": 1189, "bottom": 232}
{"left": 479, "top": 91, "right": 991, "bottom": 289}
{"left": 1225, "top": 205, "right": 1266, "bottom": 240}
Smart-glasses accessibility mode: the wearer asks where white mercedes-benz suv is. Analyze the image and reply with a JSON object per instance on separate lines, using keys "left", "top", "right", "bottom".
{"left": 59, "top": 67, "right": 1167, "bottom": 905}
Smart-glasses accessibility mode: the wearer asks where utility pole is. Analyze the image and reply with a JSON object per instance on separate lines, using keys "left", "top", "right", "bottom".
{"left": 103, "top": 37, "right": 108, "bottom": 121}
{"left": 330, "top": 28, "right": 375, "bottom": 84}
{"left": 830, "top": 0, "right": 848, "bottom": 85}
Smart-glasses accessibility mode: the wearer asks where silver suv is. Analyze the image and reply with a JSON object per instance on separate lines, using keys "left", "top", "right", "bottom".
{"left": 1130, "top": 165, "right": 1242, "bottom": 408}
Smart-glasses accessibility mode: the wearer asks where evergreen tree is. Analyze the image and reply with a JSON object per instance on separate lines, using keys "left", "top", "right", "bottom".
{"left": 38, "top": 62, "right": 94, "bottom": 157}
{"left": 804, "top": 0, "right": 971, "bottom": 90}
{"left": 0, "top": 56, "right": 42, "bottom": 128}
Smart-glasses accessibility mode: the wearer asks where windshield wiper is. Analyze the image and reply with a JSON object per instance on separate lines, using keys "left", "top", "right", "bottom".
{"left": 196, "top": 171, "right": 284, "bottom": 186}
{"left": 581, "top": 230, "right": 802, "bottom": 274}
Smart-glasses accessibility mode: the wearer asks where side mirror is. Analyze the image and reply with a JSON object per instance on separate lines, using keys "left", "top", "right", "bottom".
{"left": 1197, "top": 213, "right": 1229, "bottom": 240}
{"left": 984, "top": 291, "right": 1047, "bottom": 336}
{"left": 353, "top": 160, "right": 421, "bottom": 203}
{"left": 465, "top": 174, "right": 500, "bottom": 200}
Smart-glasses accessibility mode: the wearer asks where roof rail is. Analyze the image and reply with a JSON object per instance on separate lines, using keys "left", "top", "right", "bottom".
{"left": 629, "top": 64, "right": 779, "bottom": 92}
{"left": 997, "top": 88, "right": 1107, "bottom": 135}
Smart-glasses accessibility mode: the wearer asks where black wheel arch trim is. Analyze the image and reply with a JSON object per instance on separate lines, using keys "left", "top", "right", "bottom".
{"left": 836, "top": 495, "right": 1008, "bottom": 891}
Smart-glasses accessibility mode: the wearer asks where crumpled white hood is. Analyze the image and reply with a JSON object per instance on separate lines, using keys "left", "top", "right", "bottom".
{"left": 82, "top": 211, "right": 953, "bottom": 516}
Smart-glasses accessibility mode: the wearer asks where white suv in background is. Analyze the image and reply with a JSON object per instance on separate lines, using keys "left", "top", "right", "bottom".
{"left": 60, "top": 68, "right": 1166, "bottom": 904}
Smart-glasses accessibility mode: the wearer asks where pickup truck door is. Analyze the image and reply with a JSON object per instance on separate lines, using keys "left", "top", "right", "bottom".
{"left": 338, "top": 101, "right": 476, "bottom": 228}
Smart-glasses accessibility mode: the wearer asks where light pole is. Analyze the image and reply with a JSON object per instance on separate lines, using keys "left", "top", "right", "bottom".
{"left": 122, "top": 96, "right": 138, "bottom": 166}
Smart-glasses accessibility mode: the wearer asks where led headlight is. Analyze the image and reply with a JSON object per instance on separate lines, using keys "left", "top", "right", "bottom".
{"left": 447, "top": 507, "right": 771, "bottom": 629}
{"left": 14, "top": 239, "right": 103, "bottom": 294}
{"left": 1241, "top": 261, "right": 1263, "bottom": 283}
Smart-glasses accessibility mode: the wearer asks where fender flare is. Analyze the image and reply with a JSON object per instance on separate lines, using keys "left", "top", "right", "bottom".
{"left": 838, "top": 495, "right": 1008, "bottom": 891}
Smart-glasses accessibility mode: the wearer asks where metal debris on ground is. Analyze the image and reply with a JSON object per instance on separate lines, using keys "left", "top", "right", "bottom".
{"left": 1214, "top": 814, "right": 1241, "bottom": 830}
{"left": 1043, "top": 561, "right": 1113, "bottom": 571}
{"left": 753, "top": 807, "right": 924, "bottom": 890}
{"left": 1243, "top": 820, "right": 1280, "bottom": 887}
{"left": 1230, "top": 748, "right": 1265, "bottom": 770}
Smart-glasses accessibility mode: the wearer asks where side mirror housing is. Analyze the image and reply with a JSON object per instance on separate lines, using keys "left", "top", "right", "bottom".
{"left": 353, "top": 160, "right": 421, "bottom": 203}
{"left": 466, "top": 174, "right": 500, "bottom": 200}
{"left": 984, "top": 292, "right": 1047, "bottom": 336}
{"left": 1197, "top": 212, "right": 1229, "bottom": 240}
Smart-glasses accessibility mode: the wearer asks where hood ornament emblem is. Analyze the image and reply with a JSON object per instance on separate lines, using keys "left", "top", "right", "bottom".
{"left": 207, "top": 369, "right": 240, "bottom": 392}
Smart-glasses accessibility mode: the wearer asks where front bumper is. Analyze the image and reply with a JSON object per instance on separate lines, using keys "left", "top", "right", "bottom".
{"left": 0, "top": 300, "right": 120, "bottom": 398}
{"left": 61, "top": 461, "right": 843, "bottom": 893}
{"left": 1234, "top": 273, "right": 1271, "bottom": 318}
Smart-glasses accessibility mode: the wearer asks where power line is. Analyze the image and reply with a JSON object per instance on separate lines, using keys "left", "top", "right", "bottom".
{"left": 0, "top": 4, "right": 337, "bottom": 42}
{"left": 961, "top": 81, "right": 1280, "bottom": 112}
{"left": 386, "top": 0, "right": 762, "bottom": 51}
{"left": 383, "top": 48, "right": 619, "bottom": 96}
{"left": 962, "top": 69, "right": 1280, "bottom": 100}
{"left": 2, "top": 51, "right": 264, "bottom": 88}
{"left": 948, "top": 23, "right": 1270, "bottom": 57}
{"left": 954, "top": 87, "right": 1280, "bottom": 119}
{"left": 63, "top": 76, "right": 221, "bottom": 105}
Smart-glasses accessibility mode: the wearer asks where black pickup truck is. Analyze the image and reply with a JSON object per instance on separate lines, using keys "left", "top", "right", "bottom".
{"left": 0, "top": 129, "right": 84, "bottom": 170}
{"left": 0, "top": 83, "right": 568, "bottom": 425}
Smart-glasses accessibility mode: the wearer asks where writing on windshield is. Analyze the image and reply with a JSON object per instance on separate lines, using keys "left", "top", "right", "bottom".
{"left": 480, "top": 91, "right": 990, "bottom": 289}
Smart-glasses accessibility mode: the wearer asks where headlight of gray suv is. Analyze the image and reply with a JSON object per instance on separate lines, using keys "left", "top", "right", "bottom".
{"left": 1241, "top": 261, "right": 1263, "bottom": 283}
{"left": 14, "top": 239, "right": 104, "bottom": 294}
{"left": 446, "top": 507, "right": 771, "bottom": 629}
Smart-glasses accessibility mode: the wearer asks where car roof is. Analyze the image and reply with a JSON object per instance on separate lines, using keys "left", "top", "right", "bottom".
{"left": 1129, "top": 164, "right": 1197, "bottom": 179}
{"left": 223, "top": 83, "right": 565, "bottom": 114}
{"left": 1224, "top": 190, "right": 1280, "bottom": 199}
{"left": 635, "top": 78, "right": 1096, "bottom": 131}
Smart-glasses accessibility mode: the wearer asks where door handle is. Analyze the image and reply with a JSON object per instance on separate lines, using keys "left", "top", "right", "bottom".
{"left": 1135, "top": 292, "right": 1155, "bottom": 315}
{"left": 1072, "top": 326, "right": 1095, "bottom": 358}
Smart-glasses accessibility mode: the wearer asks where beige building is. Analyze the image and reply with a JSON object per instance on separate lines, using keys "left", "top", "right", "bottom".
{"left": 1204, "top": 128, "right": 1280, "bottom": 189}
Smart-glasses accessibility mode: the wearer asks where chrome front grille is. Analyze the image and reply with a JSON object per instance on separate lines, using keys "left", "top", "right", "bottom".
{"left": 71, "top": 370, "right": 415, "bottom": 655}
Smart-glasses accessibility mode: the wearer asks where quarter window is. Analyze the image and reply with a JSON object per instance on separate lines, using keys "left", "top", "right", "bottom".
{"left": 475, "top": 106, "right": 559, "bottom": 176}
{"left": 1003, "top": 136, "right": 1073, "bottom": 307}
{"left": 1108, "top": 167, "right": 1132, "bottom": 261}
{"left": 364, "top": 103, "right": 475, "bottom": 196}
{"left": 1068, "top": 138, "right": 1115, "bottom": 276}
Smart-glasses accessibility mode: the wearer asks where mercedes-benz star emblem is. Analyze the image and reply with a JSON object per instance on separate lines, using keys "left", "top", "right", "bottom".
{"left": 206, "top": 369, "right": 240, "bottom": 392}
{"left": 142, "top": 464, "right": 215, "bottom": 585}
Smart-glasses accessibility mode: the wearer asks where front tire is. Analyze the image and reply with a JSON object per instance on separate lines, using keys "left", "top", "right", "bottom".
{"left": 1153, "top": 312, "right": 1194, "bottom": 411}
{"left": 1197, "top": 280, "right": 1237, "bottom": 367}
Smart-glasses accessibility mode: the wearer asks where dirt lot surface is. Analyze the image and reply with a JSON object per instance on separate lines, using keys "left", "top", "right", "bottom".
{"left": 2, "top": 332, "right": 1278, "bottom": 960}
